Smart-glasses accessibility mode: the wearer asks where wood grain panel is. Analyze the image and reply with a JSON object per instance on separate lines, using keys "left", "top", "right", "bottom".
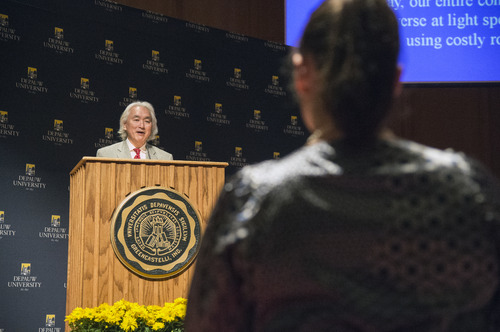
{"left": 66, "top": 166, "right": 85, "bottom": 316}
{"left": 82, "top": 163, "right": 97, "bottom": 308}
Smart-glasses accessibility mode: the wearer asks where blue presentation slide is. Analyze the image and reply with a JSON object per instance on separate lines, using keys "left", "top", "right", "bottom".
{"left": 286, "top": 0, "right": 500, "bottom": 84}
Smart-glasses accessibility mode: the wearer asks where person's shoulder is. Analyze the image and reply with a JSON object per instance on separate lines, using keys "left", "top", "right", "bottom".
{"left": 96, "top": 141, "right": 123, "bottom": 156}
{"left": 98, "top": 141, "right": 122, "bottom": 151}
{"left": 148, "top": 144, "right": 173, "bottom": 160}
{"left": 216, "top": 143, "right": 335, "bottom": 227}
{"left": 236, "top": 142, "right": 335, "bottom": 189}
{"left": 392, "top": 139, "right": 477, "bottom": 172}
{"left": 390, "top": 139, "right": 500, "bottom": 192}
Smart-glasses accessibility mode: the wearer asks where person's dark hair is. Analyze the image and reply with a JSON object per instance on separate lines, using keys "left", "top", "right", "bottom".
{"left": 299, "top": 0, "right": 399, "bottom": 143}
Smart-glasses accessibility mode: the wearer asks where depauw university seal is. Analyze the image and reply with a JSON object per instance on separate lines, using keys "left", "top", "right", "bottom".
{"left": 110, "top": 187, "right": 201, "bottom": 279}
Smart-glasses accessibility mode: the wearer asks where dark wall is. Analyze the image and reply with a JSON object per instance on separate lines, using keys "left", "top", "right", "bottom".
{"left": 391, "top": 87, "right": 500, "bottom": 178}
{"left": 114, "top": 0, "right": 285, "bottom": 43}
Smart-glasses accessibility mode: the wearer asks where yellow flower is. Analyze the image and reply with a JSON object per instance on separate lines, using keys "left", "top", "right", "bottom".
{"left": 152, "top": 321, "right": 165, "bottom": 330}
{"left": 120, "top": 314, "right": 138, "bottom": 331}
{"left": 66, "top": 298, "right": 187, "bottom": 331}
{"left": 65, "top": 307, "right": 84, "bottom": 323}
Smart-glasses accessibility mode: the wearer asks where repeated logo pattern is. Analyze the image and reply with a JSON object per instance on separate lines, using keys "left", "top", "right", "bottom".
{"left": 0, "top": 1, "right": 304, "bottom": 330}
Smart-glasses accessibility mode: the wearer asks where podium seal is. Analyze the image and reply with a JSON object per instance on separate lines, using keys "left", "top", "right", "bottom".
{"left": 110, "top": 187, "right": 201, "bottom": 279}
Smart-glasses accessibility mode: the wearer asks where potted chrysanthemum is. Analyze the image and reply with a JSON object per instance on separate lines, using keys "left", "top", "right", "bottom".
{"left": 65, "top": 298, "right": 186, "bottom": 332}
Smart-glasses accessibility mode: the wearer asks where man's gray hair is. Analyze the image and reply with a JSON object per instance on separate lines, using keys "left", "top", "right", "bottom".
{"left": 118, "top": 101, "right": 158, "bottom": 141}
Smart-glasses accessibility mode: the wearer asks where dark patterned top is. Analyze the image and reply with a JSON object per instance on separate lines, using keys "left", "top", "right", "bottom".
{"left": 185, "top": 139, "right": 500, "bottom": 332}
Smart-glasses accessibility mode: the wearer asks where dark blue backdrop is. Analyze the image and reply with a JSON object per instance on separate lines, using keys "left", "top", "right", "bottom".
{"left": 0, "top": 0, "right": 306, "bottom": 330}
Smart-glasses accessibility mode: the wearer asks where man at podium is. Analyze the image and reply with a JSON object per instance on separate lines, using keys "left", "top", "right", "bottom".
{"left": 96, "top": 101, "right": 173, "bottom": 160}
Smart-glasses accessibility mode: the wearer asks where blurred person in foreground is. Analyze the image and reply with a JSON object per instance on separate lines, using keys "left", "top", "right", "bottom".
{"left": 96, "top": 101, "right": 173, "bottom": 160}
{"left": 185, "top": 0, "right": 500, "bottom": 330}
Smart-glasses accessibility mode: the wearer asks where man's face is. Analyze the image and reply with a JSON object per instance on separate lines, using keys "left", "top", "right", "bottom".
{"left": 123, "top": 106, "right": 152, "bottom": 148}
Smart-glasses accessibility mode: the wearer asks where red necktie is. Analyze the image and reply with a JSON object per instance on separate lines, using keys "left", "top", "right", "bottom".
{"left": 133, "top": 148, "right": 141, "bottom": 159}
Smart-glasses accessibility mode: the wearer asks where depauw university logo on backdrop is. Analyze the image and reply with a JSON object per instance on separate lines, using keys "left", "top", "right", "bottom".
{"left": 28, "top": 66, "right": 36, "bottom": 79}
{"left": 166, "top": 95, "right": 189, "bottom": 118}
{"left": 42, "top": 119, "right": 74, "bottom": 145}
{"left": 186, "top": 58, "right": 210, "bottom": 82}
{"left": 272, "top": 75, "right": 279, "bottom": 86}
{"left": 51, "top": 215, "right": 60, "bottom": 227}
{"left": 225, "top": 31, "right": 249, "bottom": 43}
{"left": 21, "top": 263, "right": 30, "bottom": 275}
{"left": 39, "top": 215, "right": 68, "bottom": 242}
{"left": 246, "top": 109, "right": 269, "bottom": 132}
{"left": 0, "top": 110, "right": 21, "bottom": 137}
{"left": 119, "top": 87, "right": 138, "bottom": 107}
{"left": 142, "top": 10, "right": 169, "bottom": 23}
{"left": 264, "top": 40, "right": 287, "bottom": 52}
{"left": 12, "top": 163, "right": 47, "bottom": 191}
{"left": 186, "top": 141, "right": 211, "bottom": 161}
{"left": 149, "top": 134, "right": 166, "bottom": 151}
{"left": 206, "top": 102, "right": 230, "bottom": 126}
{"left": 235, "top": 147, "right": 242, "bottom": 158}
{"left": 185, "top": 22, "right": 210, "bottom": 33}
{"left": 152, "top": 50, "right": 160, "bottom": 62}
{"left": 0, "top": 13, "right": 21, "bottom": 41}
{"left": 15, "top": 67, "right": 48, "bottom": 94}
{"left": 105, "top": 39, "right": 113, "bottom": 51}
{"left": 95, "top": 39, "right": 123, "bottom": 64}
{"left": 70, "top": 77, "right": 99, "bottom": 103}
{"left": 95, "top": 127, "right": 115, "bottom": 149}
{"left": 54, "top": 27, "right": 63, "bottom": 39}
{"left": 26, "top": 163, "right": 35, "bottom": 176}
{"left": 39, "top": 314, "right": 62, "bottom": 331}
{"left": 174, "top": 95, "right": 181, "bottom": 106}
{"left": 283, "top": 115, "right": 306, "bottom": 137}
{"left": 230, "top": 146, "right": 249, "bottom": 168}
{"left": 152, "top": 134, "right": 160, "bottom": 146}
{"left": 226, "top": 67, "right": 249, "bottom": 90}
{"left": 111, "top": 187, "right": 202, "bottom": 279}
{"left": 81, "top": 78, "right": 89, "bottom": 89}
{"left": 45, "top": 314, "right": 55, "bottom": 327}
{"left": 94, "top": 0, "right": 123, "bottom": 12}
{"left": 0, "top": 210, "right": 16, "bottom": 239}
{"left": 0, "top": 110, "right": 7, "bottom": 123}
{"left": 0, "top": 13, "right": 8, "bottom": 26}
{"left": 142, "top": 50, "right": 168, "bottom": 74}
{"left": 54, "top": 119, "right": 62, "bottom": 131}
{"left": 129, "top": 87, "right": 137, "bottom": 99}
{"left": 254, "top": 110, "right": 260, "bottom": 120}
{"left": 265, "top": 75, "right": 286, "bottom": 97}
{"left": 43, "top": 27, "right": 75, "bottom": 54}
{"left": 105, "top": 128, "right": 113, "bottom": 139}
{"left": 8, "top": 262, "right": 43, "bottom": 291}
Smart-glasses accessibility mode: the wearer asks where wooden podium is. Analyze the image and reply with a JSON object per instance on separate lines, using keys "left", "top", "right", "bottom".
{"left": 65, "top": 157, "right": 227, "bottom": 319}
